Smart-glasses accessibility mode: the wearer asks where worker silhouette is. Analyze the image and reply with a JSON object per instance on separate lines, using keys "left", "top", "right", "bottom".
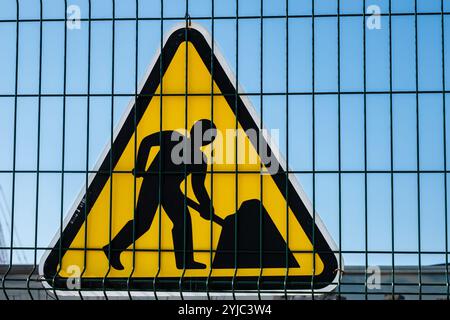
{"left": 103, "top": 119, "right": 217, "bottom": 270}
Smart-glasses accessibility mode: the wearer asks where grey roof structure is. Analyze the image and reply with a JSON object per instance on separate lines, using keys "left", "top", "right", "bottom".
{"left": 0, "top": 265, "right": 448, "bottom": 300}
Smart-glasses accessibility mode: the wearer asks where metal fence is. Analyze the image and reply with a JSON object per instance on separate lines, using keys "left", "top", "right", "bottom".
{"left": 0, "top": 0, "right": 450, "bottom": 300}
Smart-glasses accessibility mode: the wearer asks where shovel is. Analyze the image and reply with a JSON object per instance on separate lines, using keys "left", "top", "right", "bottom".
{"left": 186, "top": 197, "right": 224, "bottom": 226}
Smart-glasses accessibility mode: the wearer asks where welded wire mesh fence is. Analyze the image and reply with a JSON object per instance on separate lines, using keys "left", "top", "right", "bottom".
{"left": 0, "top": 0, "right": 449, "bottom": 300}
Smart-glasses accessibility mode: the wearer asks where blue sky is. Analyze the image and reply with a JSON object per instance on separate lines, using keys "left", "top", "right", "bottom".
{"left": 0, "top": 0, "right": 449, "bottom": 269}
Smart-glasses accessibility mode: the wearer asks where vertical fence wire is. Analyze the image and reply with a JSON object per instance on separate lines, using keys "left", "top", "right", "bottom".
{"left": 153, "top": 0, "right": 164, "bottom": 300}
{"left": 257, "top": 0, "right": 264, "bottom": 301}
{"left": 180, "top": 0, "right": 190, "bottom": 300}
{"left": 76, "top": 0, "right": 92, "bottom": 301}
{"left": 337, "top": 0, "right": 343, "bottom": 299}
{"left": 50, "top": 0, "right": 68, "bottom": 301}
{"left": 206, "top": 0, "right": 215, "bottom": 301}
{"left": 441, "top": 0, "right": 450, "bottom": 301}
{"left": 126, "top": 0, "right": 139, "bottom": 301}
{"left": 1, "top": 0, "right": 19, "bottom": 301}
{"left": 363, "top": 0, "right": 368, "bottom": 301}
{"left": 311, "top": 0, "right": 316, "bottom": 300}
{"left": 414, "top": 0, "right": 423, "bottom": 300}
{"left": 284, "top": 0, "right": 290, "bottom": 301}
{"left": 26, "top": 0, "right": 43, "bottom": 301}
{"left": 103, "top": 0, "right": 116, "bottom": 301}
{"left": 389, "top": 0, "right": 396, "bottom": 300}
{"left": 232, "top": 0, "right": 239, "bottom": 300}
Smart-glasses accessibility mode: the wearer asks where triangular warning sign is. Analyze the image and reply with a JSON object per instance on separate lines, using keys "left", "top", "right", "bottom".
{"left": 40, "top": 26, "right": 340, "bottom": 293}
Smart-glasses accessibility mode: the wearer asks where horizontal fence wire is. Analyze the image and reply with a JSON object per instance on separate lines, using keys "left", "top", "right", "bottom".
{"left": 0, "top": 0, "right": 449, "bottom": 300}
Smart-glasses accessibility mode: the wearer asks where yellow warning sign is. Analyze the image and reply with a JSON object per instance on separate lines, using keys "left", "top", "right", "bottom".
{"left": 40, "top": 26, "right": 340, "bottom": 292}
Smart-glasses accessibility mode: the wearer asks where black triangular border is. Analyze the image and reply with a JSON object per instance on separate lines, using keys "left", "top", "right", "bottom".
{"left": 41, "top": 27, "right": 339, "bottom": 292}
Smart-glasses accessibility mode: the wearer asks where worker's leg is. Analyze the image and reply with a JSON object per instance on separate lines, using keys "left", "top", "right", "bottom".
{"left": 103, "top": 175, "right": 159, "bottom": 270}
{"left": 163, "top": 183, "right": 205, "bottom": 269}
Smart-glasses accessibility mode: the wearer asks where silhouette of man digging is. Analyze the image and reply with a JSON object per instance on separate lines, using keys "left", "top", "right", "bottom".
{"left": 103, "top": 119, "right": 217, "bottom": 270}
